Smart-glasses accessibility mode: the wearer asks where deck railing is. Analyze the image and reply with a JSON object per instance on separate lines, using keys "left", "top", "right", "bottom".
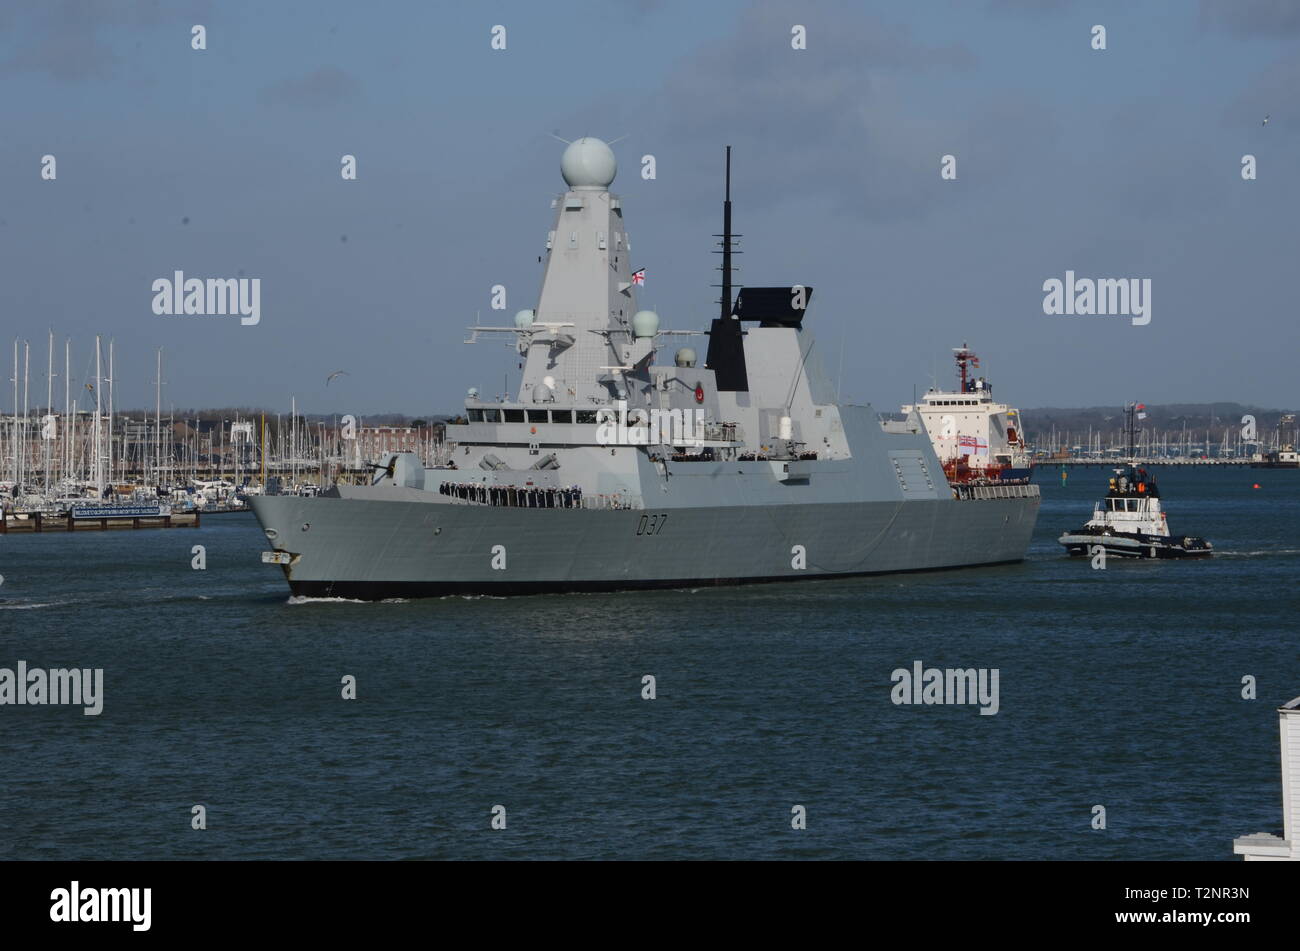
{"left": 952, "top": 483, "right": 1041, "bottom": 501}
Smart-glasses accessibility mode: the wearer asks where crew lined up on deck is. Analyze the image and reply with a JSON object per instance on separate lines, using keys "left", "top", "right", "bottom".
{"left": 438, "top": 482, "right": 583, "bottom": 508}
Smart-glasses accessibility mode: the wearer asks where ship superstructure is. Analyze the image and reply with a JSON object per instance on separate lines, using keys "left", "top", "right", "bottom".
{"left": 250, "top": 140, "right": 1040, "bottom": 598}
{"left": 901, "top": 345, "right": 1031, "bottom": 485}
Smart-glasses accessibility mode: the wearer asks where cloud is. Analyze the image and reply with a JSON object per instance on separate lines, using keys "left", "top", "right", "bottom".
{"left": 1226, "top": 49, "right": 1300, "bottom": 132}
{"left": 1200, "top": 0, "right": 1300, "bottom": 35}
{"left": 987, "top": 0, "right": 1074, "bottom": 13}
{"left": 0, "top": 0, "right": 205, "bottom": 82}
{"left": 259, "top": 66, "right": 361, "bottom": 108}
{"left": 643, "top": 0, "right": 1058, "bottom": 222}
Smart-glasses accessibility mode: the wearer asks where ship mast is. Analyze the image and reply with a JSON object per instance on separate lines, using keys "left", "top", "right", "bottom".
{"left": 706, "top": 146, "right": 748, "bottom": 391}
{"left": 953, "top": 343, "right": 979, "bottom": 394}
{"left": 1124, "top": 402, "right": 1138, "bottom": 462}
{"left": 720, "top": 145, "right": 733, "bottom": 319}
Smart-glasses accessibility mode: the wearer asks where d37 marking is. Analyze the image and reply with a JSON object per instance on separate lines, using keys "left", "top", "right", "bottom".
{"left": 636, "top": 513, "right": 668, "bottom": 536}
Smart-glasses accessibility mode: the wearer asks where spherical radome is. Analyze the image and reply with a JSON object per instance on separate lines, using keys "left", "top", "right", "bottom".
{"left": 514, "top": 309, "right": 535, "bottom": 330}
{"left": 561, "top": 137, "right": 617, "bottom": 188}
{"left": 631, "top": 310, "right": 660, "bottom": 339}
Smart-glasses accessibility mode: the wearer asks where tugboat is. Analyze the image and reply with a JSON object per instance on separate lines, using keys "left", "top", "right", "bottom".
{"left": 1058, "top": 403, "right": 1211, "bottom": 559}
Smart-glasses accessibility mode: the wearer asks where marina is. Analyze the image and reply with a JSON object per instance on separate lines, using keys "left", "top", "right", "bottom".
{"left": 0, "top": 507, "right": 199, "bottom": 533}
{"left": 1, "top": 334, "right": 449, "bottom": 529}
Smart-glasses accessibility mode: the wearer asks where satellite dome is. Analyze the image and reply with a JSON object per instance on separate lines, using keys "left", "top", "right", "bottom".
{"left": 514, "top": 309, "right": 535, "bottom": 330}
{"left": 631, "top": 309, "right": 660, "bottom": 339}
{"left": 674, "top": 347, "right": 697, "bottom": 367}
{"left": 561, "top": 137, "right": 617, "bottom": 189}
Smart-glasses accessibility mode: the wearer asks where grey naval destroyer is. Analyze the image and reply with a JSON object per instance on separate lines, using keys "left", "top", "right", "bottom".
{"left": 251, "top": 139, "right": 1041, "bottom": 598}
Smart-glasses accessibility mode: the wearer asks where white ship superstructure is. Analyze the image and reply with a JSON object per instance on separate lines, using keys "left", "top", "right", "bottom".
{"left": 902, "top": 345, "right": 1030, "bottom": 484}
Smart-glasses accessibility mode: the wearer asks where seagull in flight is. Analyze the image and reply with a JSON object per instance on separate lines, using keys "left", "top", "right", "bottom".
{"left": 325, "top": 370, "right": 349, "bottom": 386}
{"left": 1263, "top": 114, "right": 1270, "bottom": 126}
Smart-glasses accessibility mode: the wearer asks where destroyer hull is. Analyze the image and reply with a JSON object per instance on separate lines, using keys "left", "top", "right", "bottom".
{"left": 252, "top": 493, "right": 1039, "bottom": 598}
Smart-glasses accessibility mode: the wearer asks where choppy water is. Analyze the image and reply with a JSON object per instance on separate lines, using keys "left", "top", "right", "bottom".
{"left": 1, "top": 466, "right": 1296, "bottom": 859}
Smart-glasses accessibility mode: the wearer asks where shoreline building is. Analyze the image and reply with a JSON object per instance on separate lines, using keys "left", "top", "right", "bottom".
{"left": 1234, "top": 696, "right": 1300, "bottom": 861}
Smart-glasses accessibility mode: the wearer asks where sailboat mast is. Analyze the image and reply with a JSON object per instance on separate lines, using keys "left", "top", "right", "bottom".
{"left": 45, "top": 330, "right": 53, "bottom": 494}
{"left": 93, "top": 335, "right": 103, "bottom": 496}
{"left": 107, "top": 339, "right": 114, "bottom": 487}
{"left": 11, "top": 340, "right": 18, "bottom": 485}
{"left": 63, "top": 338, "right": 70, "bottom": 487}
{"left": 23, "top": 341, "right": 30, "bottom": 492}
{"left": 154, "top": 347, "right": 162, "bottom": 488}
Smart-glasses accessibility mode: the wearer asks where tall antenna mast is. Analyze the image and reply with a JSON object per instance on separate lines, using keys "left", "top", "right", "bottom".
{"left": 1125, "top": 402, "right": 1137, "bottom": 461}
{"left": 706, "top": 146, "right": 749, "bottom": 391}
{"left": 720, "top": 145, "right": 732, "bottom": 319}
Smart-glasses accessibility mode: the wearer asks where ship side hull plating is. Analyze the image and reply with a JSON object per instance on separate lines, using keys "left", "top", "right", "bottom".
{"left": 252, "top": 492, "right": 1039, "bottom": 599}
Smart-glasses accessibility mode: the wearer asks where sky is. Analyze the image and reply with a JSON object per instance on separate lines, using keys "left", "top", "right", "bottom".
{"left": 2, "top": 0, "right": 1298, "bottom": 419}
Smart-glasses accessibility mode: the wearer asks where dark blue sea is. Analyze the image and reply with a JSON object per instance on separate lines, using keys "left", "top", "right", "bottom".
{"left": 2, "top": 466, "right": 1297, "bottom": 860}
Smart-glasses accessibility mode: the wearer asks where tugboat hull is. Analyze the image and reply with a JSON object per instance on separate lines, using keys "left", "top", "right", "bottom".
{"left": 1058, "top": 530, "right": 1212, "bottom": 559}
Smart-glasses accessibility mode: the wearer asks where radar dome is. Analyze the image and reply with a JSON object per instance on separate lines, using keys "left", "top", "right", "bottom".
{"left": 674, "top": 347, "right": 697, "bottom": 367}
{"left": 514, "top": 309, "right": 535, "bottom": 330}
{"left": 561, "top": 137, "right": 617, "bottom": 189}
{"left": 631, "top": 309, "right": 660, "bottom": 338}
